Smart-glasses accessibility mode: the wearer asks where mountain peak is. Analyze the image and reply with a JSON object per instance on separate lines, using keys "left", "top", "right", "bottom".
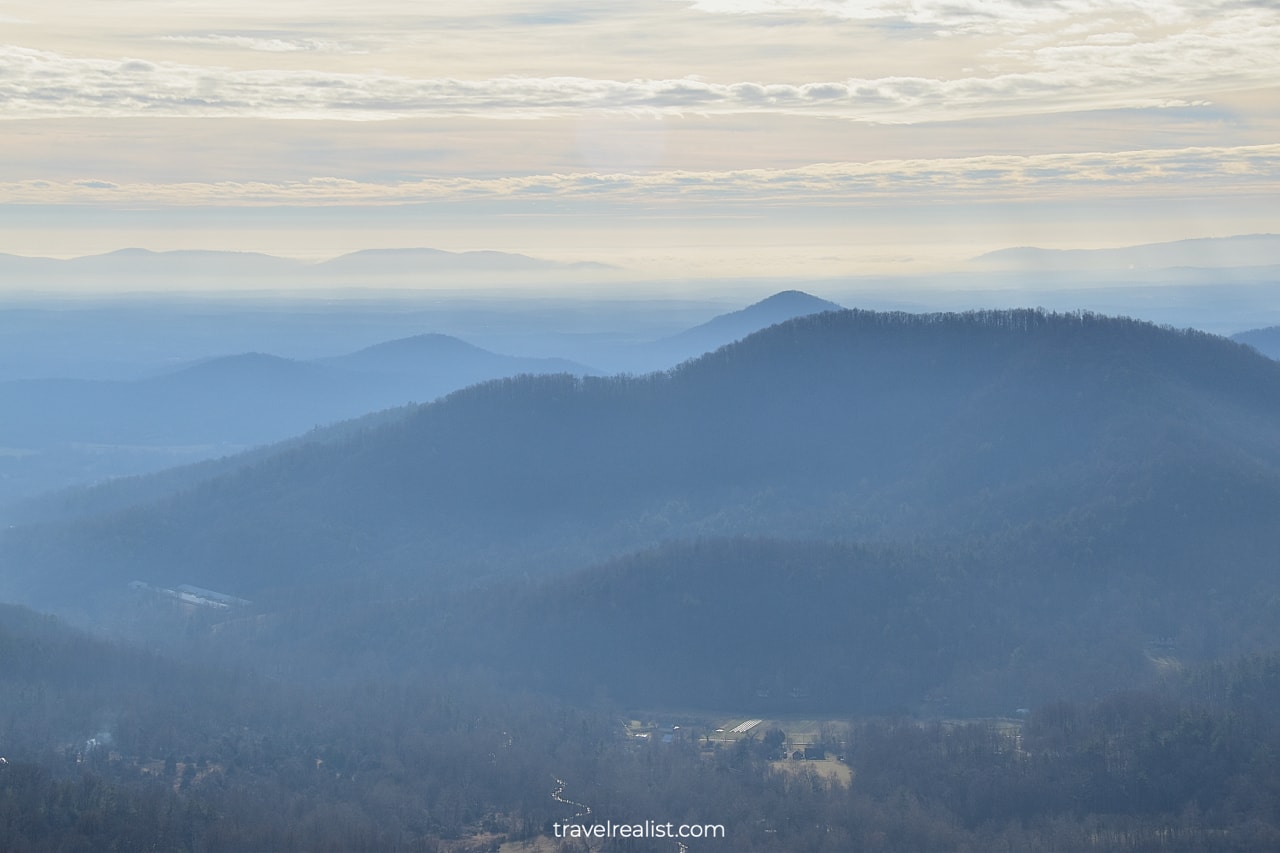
{"left": 743, "top": 290, "right": 843, "bottom": 314}
{"left": 656, "top": 289, "right": 843, "bottom": 357}
{"left": 334, "top": 333, "right": 492, "bottom": 364}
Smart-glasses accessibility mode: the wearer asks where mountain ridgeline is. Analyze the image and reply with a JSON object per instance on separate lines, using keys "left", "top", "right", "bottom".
{"left": 0, "top": 333, "right": 594, "bottom": 450}
{"left": 9, "top": 308, "right": 1280, "bottom": 596}
{"left": 0, "top": 290, "right": 838, "bottom": 509}
{"left": 1233, "top": 325, "right": 1280, "bottom": 361}
{"left": 7, "top": 307, "right": 1280, "bottom": 715}
{"left": 629, "top": 289, "right": 844, "bottom": 369}
{"left": 0, "top": 332, "right": 596, "bottom": 510}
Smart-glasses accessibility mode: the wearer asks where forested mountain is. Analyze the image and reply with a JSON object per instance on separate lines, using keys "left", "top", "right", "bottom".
{"left": 1232, "top": 325, "right": 1280, "bottom": 360}
{"left": 0, "top": 602, "right": 690, "bottom": 851}
{"left": 0, "top": 290, "right": 835, "bottom": 508}
{"left": 622, "top": 289, "right": 843, "bottom": 370}
{"left": 319, "top": 332, "right": 587, "bottom": 378}
{"left": 7, "top": 309, "right": 1280, "bottom": 625}
{"left": 0, "top": 334, "right": 594, "bottom": 510}
{"left": 0, "top": 335, "right": 591, "bottom": 449}
{"left": 8, "top": 307, "right": 1280, "bottom": 850}
{"left": 8, "top": 592, "right": 1280, "bottom": 851}
{"left": 233, "top": 505, "right": 1280, "bottom": 718}
{"left": 6, "top": 403, "right": 417, "bottom": 527}
{"left": 0, "top": 354, "right": 338, "bottom": 447}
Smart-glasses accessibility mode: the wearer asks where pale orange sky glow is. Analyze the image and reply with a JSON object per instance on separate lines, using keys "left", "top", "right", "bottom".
{"left": 1, "top": 0, "right": 1277, "bottom": 285}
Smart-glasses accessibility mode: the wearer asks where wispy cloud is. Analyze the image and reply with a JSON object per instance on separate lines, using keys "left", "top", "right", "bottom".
{"left": 0, "top": 38, "right": 1271, "bottom": 123}
{"left": 685, "top": 0, "right": 1207, "bottom": 35}
{"left": 6, "top": 144, "right": 1275, "bottom": 206}
{"left": 158, "top": 34, "right": 358, "bottom": 54}
{"left": 683, "top": 1, "right": 1280, "bottom": 101}
{"left": 3, "top": 1, "right": 1275, "bottom": 124}
{"left": 3, "top": 1, "right": 1276, "bottom": 267}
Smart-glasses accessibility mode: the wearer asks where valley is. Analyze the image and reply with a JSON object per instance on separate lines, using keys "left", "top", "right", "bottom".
{"left": 4, "top": 296, "right": 1280, "bottom": 850}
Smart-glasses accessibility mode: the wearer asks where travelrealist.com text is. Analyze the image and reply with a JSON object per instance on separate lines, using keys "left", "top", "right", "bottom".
{"left": 552, "top": 820, "right": 726, "bottom": 840}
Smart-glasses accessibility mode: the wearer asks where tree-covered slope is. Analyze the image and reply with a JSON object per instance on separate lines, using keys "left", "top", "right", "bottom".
{"left": 1233, "top": 325, "right": 1280, "bottom": 360}
{"left": 634, "top": 289, "right": 843, "bottom": 368}
{"left": 253, "top": 503, "right": 1280, "bottom": 717}
{"left": 6, "top": 309, "right": 1280, "bottom": 612}
{"left": 0, "top": 335, "right": 592, "bottom": 450}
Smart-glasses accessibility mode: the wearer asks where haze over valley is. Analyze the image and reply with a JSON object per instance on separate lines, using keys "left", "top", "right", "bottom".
{"left": 5, "top": 0, "right": 1280, "bottom": 848}
{"left": 6, "top": 286, "right": 1280, "bottom": 848}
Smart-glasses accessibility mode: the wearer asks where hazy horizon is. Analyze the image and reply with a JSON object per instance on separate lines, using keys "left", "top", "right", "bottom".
{"left": 6, "top": 7, "right": 1280, "bottom": 846}
{"left": 3, "top": 0, "right": 1277, "bottom": 284}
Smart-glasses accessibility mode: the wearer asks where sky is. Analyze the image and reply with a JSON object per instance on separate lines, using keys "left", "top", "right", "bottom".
{"left": 1, "top": 0, "right": 1278, "bottom": 283}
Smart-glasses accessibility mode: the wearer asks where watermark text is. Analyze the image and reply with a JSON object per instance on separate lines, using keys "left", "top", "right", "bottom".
{"left": 552, "top": 820, "right": 725, "bottom": 840}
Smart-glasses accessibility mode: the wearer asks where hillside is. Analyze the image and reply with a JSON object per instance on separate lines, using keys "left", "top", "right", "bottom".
{"left": 0, "top": 335, "right": 590, "bottom": 450}
{"left": 321, "top": 332, "right": 589, "bottom": 378}
{"left": 6, "top": 404, "right": 417, "bottom": 527}
{"left": 0, "top": 333, "right": 595, "bottom": 510}
{"left": 0, "top": 290, "right": 843, "bottom": 511}
{"left": 8, "top": 593, "right": 1280, "bottom": 851}
{"left": 1233, "top": 325, "right": 1280, "bottom": 360}
{"left": 635, "top": 289, "right": 843, "bottom": 367}
{"left": 282, "top": 523, "right": 1280, "bottom": 716}
{"left": 7, "top": 308, "right": 1280, "bottom": 618}
{"left": 0, "top": 603, "right": 643, "bottom": 850}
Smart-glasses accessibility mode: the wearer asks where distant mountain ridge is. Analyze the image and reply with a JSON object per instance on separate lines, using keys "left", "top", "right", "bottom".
{"left": 1232, "top": 326, "right": 1280, "bottom": 361}
{"left": 598, "top": 289, "right": 844, "bottom": 372}
{"left": 9, "top": 307, "right": 1280, "bottom": 614}
{"left": 0, "top": 289, "right": 841, "bottom": 510}
{"left": 0, "top": 246, "right": 612, "bottom": 283}
{"left": 972, "top": 234, "right": 1280, "bottom": 271}
{"left": 0, "top": 332, "right": 595, "bottom": 450}
{"left": 653, "top": 289, "right": 842, "bottom": 359}
{"left": 315, "top": 247, "right": 614, "bottom": 274}
{"left": 322, "top": 333, "right": 587, "bottom": 376}
{"left": 9, "top": 234, "right": 1277, "bottom": 280}
{"left": 0, "top": 331, "right": 597, "bottom": 510}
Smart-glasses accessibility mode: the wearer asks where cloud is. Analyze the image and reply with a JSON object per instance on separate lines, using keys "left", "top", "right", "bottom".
{"left": 0, "top": 36, "right": 1273, "bottom": 124}
{"left": 680, "top": 1, "right": 1280, "bottom": 100}
{"left": 158, "top": 34, "right": 357, "bottom": 54}
{"left": 2, "top": 0, "right": 1275, "bottom": 124}
{"left": 6, "top": 144, "right": 1275, "bottom": 207}
{"left": 682, "top": 0, "right": 1198, "bottom": 35}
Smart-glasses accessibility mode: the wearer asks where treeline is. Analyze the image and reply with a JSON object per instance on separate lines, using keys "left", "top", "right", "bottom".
{"left": 7, "top": 642, "right": 1280, "bottom": 850}
{"left": 0, "top": 604, "right": 570, "bottom": 849}
{"left": 842, "top": 655, "right": 1280, "bottom": 851}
